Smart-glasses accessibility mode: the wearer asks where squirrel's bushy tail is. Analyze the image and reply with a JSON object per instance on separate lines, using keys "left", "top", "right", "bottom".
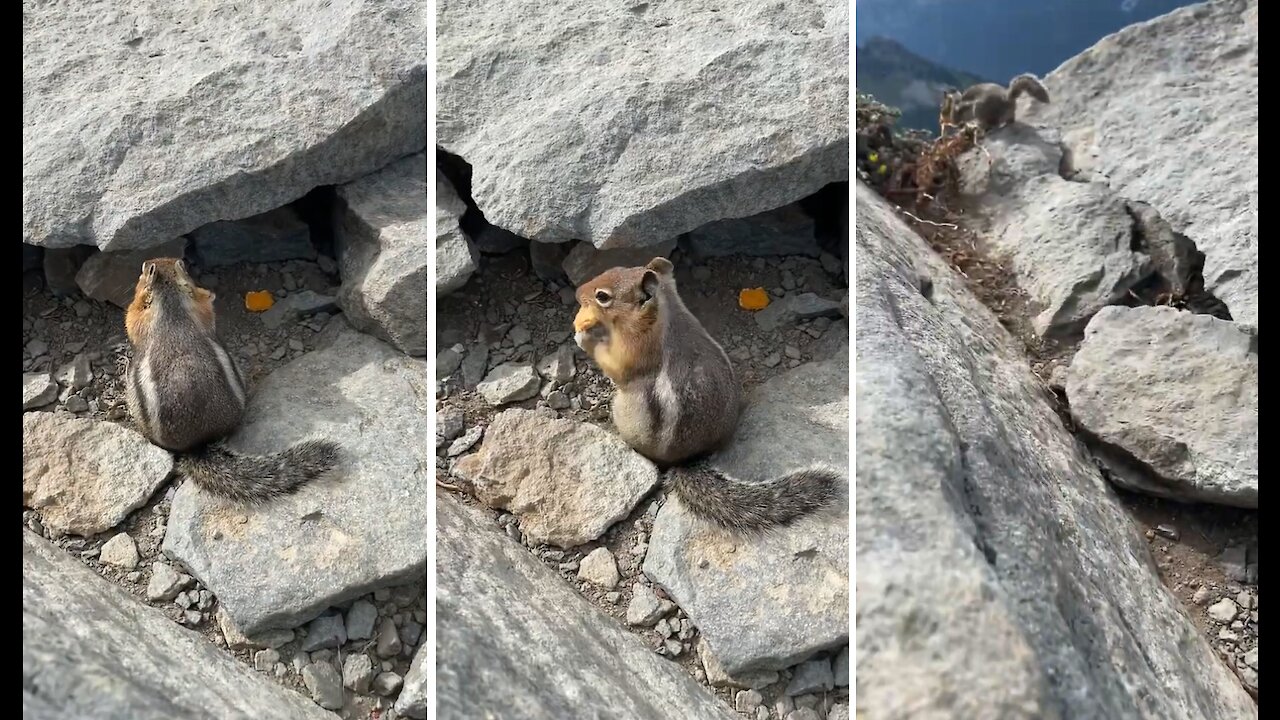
{"left": 177, "top": 440, "right": 341, "bottom": 503}
{"left": 663, "top": 462, "right": 840, "bottom": 532}
{"left": 1007, "top": 73, "right": 1050, "bottom": 103}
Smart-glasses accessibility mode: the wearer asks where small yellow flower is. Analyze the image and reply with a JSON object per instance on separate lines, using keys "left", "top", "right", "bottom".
{"left": 868, "top": 152, "right": 879, "bottom": 163}
{"left": 877, "top": 164, "right": 888, "bottom": 175}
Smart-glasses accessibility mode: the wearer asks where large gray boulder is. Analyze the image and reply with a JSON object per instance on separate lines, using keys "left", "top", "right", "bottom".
{"left": 1024, "top": 0, "right": 1258, "bottom": 327}
{"left": 956, "top": 126, "right": 1152, "bottom": 337}
{"left": 437, "top": 0, "right": 848, "bottom": 249}
{"left": 855, "top": 182, "right": 1256, "bottom": 719}
{"left": 436, "top": 492, "right": 737, "bottom": 720}
{"left": 23, "top": 0, "right": 426, "bottom": 251}
{"left": 335, "top": 152, "right": 428, "bottom": 357}
{"left": 23, "top": 531, "right": 333, "bottom": 720}
{"left": 644, "top": 353, "right": 849, "bottom": 675}
{"left": 1067, "top": 305, "right": 1257, "bottom": 508}
{"left": 164, "top": 321, "right": 429, "bottom": 635}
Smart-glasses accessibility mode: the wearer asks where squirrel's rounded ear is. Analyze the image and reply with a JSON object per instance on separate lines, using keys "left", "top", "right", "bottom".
{"left": 645, "top": 257, "right": 674, "bottom": 276}
{"left": 142, "top": 261, "right": 157, "bottom": 280}
{"left": 640, "top": 270, "right": 661, "bottom": 303}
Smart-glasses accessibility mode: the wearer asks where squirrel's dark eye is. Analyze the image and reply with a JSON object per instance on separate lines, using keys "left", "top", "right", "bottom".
{"left": 595, "top": 290, "right": 612, "bottom": 306}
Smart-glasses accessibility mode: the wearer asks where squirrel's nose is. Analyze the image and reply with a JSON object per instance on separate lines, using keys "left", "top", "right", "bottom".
{"left": 573, "top": 307, "right": 597, "bottom": 334}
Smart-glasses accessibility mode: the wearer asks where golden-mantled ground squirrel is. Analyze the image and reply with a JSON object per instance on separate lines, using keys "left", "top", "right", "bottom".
{"left": 125, "top": 258, "right": 339, "bottom": 502}
{"left": 942, "top": 73, "right": 1050, "bottom": 134}
{"left": 574, "top": 257, "right": 838, "bottom": 531}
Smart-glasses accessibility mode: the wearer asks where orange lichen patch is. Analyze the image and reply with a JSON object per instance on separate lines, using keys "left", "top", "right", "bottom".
{"left": 244, "top": 291, "right": 274, "bottom": 312}
{"left": 738, "top": 288, "right": 770, "bottom": 311}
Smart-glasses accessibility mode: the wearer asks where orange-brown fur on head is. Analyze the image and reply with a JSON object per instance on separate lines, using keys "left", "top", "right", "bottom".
{"left": 126, "top": 257, "right": 216, "bottom": 345}
{"left": 573, "top": 257, "right": 674, "bottom": 384}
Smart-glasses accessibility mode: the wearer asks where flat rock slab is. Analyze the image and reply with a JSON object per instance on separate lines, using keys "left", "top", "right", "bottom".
{"left": 336, "top": 152, "right": 428, "bottom": 357}
{"left": 645, "top": 353, "right": 849, "bottom": 675}
{"left": 164, "top": 321, "right": 429, "bottom": 635}
{"left": 453, "top": 408, "right": 659, "bottom": 547}
{"left": 23, "top": 0, "right": 426, "bottom": 251}
{"left": 1067, "top": 305, "right": 1257, "bottom": 507}
{"left": 438, "top": 0, "right": 848, "bottom": 248}
{"left": 1025, "top": 0, "right": 1258, "bottom": 327}
{"left": 23, "top": 413, "right": 173, "bottom": 536}
{"left": 854, "top": 182, "right": 1255, "bottom": 718}
{"left": 436, "top": 492, "right": 737, "bottom": 720}
{"left": 23, "top": 531, "right": 333, "bottom": 720}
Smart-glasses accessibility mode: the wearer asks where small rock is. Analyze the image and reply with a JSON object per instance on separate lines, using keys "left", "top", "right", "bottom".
{"left": 301, "top": 662, "right": 344, "bottom": 710}
{"left": 372, "top": 671, "right": 403, "bottom": 696}
{"left": 1208, "top": 598, "right": 1239, "bottom": 624}
{"left": 1236, "top": 591, "right": 1255, "bottom": 610}
{"left": 1154, "top": 524, "right": 1180, "bottom": 541}
{"left": 98, "top": 533, "right": 139, "bottom": 569}
{"left": 23, "top": 372, "right": 58, "bottom": 409}
{"left": 346, "top": 599, "right": 379, "bottom": 641}
{"left": 735, "top": 689, "right": 764, "bottom": 713}
{"left": 1243, "top": 647, "right": 1258, "bottom": 670}
{"left": 754, "top": 293, "right": 842, "bottom": 332}
{"left": 400, "top": 620, "right": 424, "bottom": 647}
{"left": 663, "top": 639, "right": 684, "bottom": 657}
{"left": 447, "top": 426, "right": 483, "bottom": 457}
{"left": 626, "top": 585, "right": 665, "bottom": 626}
{"left": 145, "top": 563, "right": 191, "bottom": 602}
{"left": 1192, "top": 586, "right": 1213, "bottom": 605}
{"left": 507, "top": 325, "right": 532, "bottom": 347}
{"left": 436, "top": 407, "right": 465, "bottom": 442}
{"left": 436, "top": 348, "right": 463, "bottom": 380}
{"left": 342, "top": 653, "right": 375, "bottom": 693}
{"left": 55, "top": 355, "right": 93, "bottom": 390}
{"left": 253, "top": 648, "right": 280, "bottom": 672}
{"left": 786, "top": 658, "right": 835, "bottom": 696}
{"left": 787, "top": 709, "right": 820, "bottom": 720}
{"left": 828, "top": 704, "right": 851, "bottom": 720}
{"left": 301, "top": 613, "right": 347, "bottom": 651}
{"left": 578, "top": 548, "right": 620, "bottom": 588}
{"left": 461, "top": 345, "right": 490, "bottom": 388}
{"left": 376, "top": 618, "right": 403, "bottom": 658}
{"left": 1238, "top": 665, "right": 1258, "bottom": 692}
{"left": 832, "top": 646, "right": 849, "bottom": 687}
{"left": 477, "top": 362, "right": 541, "bottom": 405}
{"left": 64, "top": 396, "right": 90, "bottom": 413}
{"left": 536, "top": 345, "right": 577, "bottom": 385}
{"left": 698, "top": 637, "right": 780, "bottom": 689}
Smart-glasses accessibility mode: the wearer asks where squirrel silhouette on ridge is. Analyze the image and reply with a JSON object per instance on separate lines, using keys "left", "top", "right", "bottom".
{"left": 941, "top": 73, "right": 1050, "bottom": 134}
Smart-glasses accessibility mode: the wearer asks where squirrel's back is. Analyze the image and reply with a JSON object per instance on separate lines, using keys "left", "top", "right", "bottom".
{"left": 125, "top": 258, "right": 339, "bottom": 503}
{"left": 126, "top": 259, "right": 245, "bottom": 452}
